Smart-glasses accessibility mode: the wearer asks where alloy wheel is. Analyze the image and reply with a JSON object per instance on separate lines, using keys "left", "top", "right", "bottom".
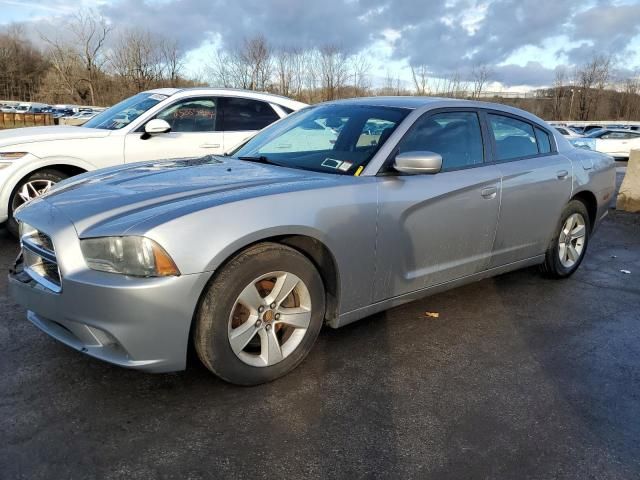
{"left": 558, "top": 213, "right": 587, "bottom": 268}
{"left": 228, "top": 271, "right": 312, "bottom": 367}
{"left": 12, "top": 179, "right": 55, "bottom": 210}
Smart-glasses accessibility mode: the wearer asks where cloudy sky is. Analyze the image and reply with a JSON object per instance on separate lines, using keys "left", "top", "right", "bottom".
{"left": 2, "top": 0, "right": 640, "bottom": 90}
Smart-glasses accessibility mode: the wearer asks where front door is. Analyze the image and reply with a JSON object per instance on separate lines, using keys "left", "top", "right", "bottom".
{"left": 374, "top": 110, "right": 501, "bottom": 302}
{"left": 124, "top": 97, "right": 223, "bottom": 162}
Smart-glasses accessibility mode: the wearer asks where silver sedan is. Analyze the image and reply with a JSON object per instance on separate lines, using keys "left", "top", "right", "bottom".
{"left": 9, "top": 97, "right": 615, "bottom": 385}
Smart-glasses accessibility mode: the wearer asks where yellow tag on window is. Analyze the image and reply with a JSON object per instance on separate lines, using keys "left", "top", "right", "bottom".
{"left": 354, "top": 166, "right": 364, "bottom": 176}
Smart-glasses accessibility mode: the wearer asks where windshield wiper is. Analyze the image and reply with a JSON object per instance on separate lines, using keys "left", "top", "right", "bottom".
{"left": 238, "top": 155, "right": 276, "bottom": 165}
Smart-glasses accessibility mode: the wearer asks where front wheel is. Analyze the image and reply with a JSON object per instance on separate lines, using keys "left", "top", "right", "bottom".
{"left": 194, "top": 242, "right": 326, "bottom": 385}
{"left": 541, "top": 200, "right": 590, "bottom": 278}
{"left": 7, "top": 169, "right": 67, "bottom": 237}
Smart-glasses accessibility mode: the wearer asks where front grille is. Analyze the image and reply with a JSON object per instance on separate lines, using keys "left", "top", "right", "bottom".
{"left": 21, "top": 229, "right": 62, "bottom": 292}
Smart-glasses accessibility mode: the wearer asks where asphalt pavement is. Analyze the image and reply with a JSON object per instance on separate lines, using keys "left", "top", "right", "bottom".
{"left": 1, "top": 169, "right": 639, "bottom": 479}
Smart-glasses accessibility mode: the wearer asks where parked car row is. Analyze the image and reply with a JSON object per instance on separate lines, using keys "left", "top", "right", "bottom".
{"left": 550, "top": 122, "right": 640, "bottom": 159}
{"left": 4, "top": 90, "right": 615, "bottom": 385}
{"left": 0, "top": 102, "right": 106, "bottom": 119}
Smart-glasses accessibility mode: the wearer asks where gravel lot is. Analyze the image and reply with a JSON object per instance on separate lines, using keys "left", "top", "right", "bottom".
{"left": 1, "top": 177, "right": 639, "bottom": 479}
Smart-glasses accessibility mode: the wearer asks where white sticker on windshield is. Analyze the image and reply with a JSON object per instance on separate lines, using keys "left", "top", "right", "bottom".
{"left": 338, "top": 161, "right": 352, "bottom": 171}
{"left": 149, "top": 94, "right": 168, "bottom": 101}
{"left": 322, "top": 158, "right": 343, "bottom": 169}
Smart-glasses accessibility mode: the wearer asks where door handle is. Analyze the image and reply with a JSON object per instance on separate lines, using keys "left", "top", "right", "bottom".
{"left": 200, "top": 143, "right": 221, "bottom": 148}
{"left": 556, "top": 170, "right": 569, "bottom": 180}
{"left": 481, "top": 186, "right": 497, "bottom": 199}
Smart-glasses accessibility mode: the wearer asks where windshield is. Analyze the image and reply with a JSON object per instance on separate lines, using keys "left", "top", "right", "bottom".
{"left": 232, "top": 104, "right": 409, "bottom": 175}
{"left": 83, "top": 92, "right": 168, "bottom": 130}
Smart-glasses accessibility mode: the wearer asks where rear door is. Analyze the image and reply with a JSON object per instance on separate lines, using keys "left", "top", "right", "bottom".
{"left": 124, "top": 96, "right": 223, "bottom": 162}
{"left": 374, "top": 109, "right": 501, "bottom": 301}
{"left": 486, "top": 112, "right": 573, "bottom": 268}
{"left": 220, "top": 97, "right": 281, "bottom": 152}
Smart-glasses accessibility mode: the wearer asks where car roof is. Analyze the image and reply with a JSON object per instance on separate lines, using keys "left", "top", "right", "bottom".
{"left": 144, "top": 87, "right": 308, "bottom": 110}
{"left": 319, "top": 96, "right": 550, "bottom": 126}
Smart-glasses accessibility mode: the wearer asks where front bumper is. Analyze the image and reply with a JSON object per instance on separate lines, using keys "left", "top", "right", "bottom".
{"left": 8, "top": 195, "right": 217, "bottom": 373}
{"left": 9, "top": 251, "right": 211, "bottom": 373}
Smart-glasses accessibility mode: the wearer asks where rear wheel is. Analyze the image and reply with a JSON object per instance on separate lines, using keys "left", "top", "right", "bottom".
{"left": 541, "top": 200, "right": 590, "bottom": 278}
{"left": 7, "top": 169, "right": 67, "bottom": 237}
{"left": 194, "top": 242, "right": 325, "bottom": 385}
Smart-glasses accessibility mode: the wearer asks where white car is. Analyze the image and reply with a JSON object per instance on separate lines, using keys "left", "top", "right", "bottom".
{"left": 584, "top": 129, "right": 640, "bottom": 159}
{"left": 0, "top": 88, "right": 306, "bottom": 235}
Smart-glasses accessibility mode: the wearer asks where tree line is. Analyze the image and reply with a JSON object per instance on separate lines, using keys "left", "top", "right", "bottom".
{"left": 0, "top": 12, "right": 198, "bottom": 106}
{"left": 1, "top": 11, "right": 639, "bottom": 121}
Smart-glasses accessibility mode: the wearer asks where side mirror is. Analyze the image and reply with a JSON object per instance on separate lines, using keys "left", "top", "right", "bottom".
{"left": 144, "top": 119, "right": 171, "bottom": 135}
{"left": 393, "top": 151, "right": 442, "bottom": 174}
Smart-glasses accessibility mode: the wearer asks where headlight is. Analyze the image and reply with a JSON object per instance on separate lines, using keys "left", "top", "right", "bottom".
{"left": 80, "top": 236, "right": 180, "bottom": 277}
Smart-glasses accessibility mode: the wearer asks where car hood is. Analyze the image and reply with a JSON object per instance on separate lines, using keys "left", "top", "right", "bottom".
{"left": 0, "top": 125, "right": 110, "bottom": 148}
{"left": 28, "top": 156, "right": 338, "bottom": 236}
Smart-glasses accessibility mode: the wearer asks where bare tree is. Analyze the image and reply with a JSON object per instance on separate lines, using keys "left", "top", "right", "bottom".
{"left": 552, "top": 66, "right": 566, "bottom": 120}
{"left": 207, "top": 35, "right": 272, "bottom": 91}
{"left": 240, "top": 35, "right": 272, "bottom": 90}
{"left": 318, "top": 45, "right": 349, "bottom": 101}
{"left": 574, "top": 54, "right": 611, "bottom": 120}
{"left": 0, "top": 25, "right": 48, "bottom": 101}
{"left": 41, "top": 10, "right": 111, "bottom": 104}
{"left": 471, "top": 64, "right": 492, "bottom": 99}
{"left": 110, "top": 28, "right": 163, "bottom": 92}
{"left": 160, "top": 38, "right": 184, "bottom": 85}
{"left": 349, "top": 52, "right": 371, "bottom": 96}
{"left": 411, "top": 64, "right": 429, "bottom": 95}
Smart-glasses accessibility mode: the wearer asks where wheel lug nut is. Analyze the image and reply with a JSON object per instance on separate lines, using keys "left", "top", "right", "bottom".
{"left": 270, "top": 303, "right": 276, "bottom": 309}
{"left": 258, "top": 306, "right": 265, "bottom": 313}
{"left": 265, "top": 324, "right": 272, "bottom": 331}
{"left": 255, "top": 320, "right": 262, "bottom": 327}
{"left": 275, "top": 313, "right": 281, "bottom": 320}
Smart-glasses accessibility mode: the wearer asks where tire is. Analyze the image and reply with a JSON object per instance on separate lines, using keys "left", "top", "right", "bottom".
{"left": 540, "top": 200, "right": 591, "bottom": 278}
{"left": 194, "top": 242, "right": 326, "bottom": 386}
{"left": 7, "top": 169, "right": 67, "bottom": 237}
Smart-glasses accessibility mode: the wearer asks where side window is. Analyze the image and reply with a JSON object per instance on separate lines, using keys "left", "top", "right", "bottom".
{"left": 535, "top": 127, "right": 552, "bottom": 154}
{"left": 156, "top": 97, "right": 217, "bottom": 133}
{"left": 222, "top": 97, "right": 280, "bottom": 131}
{"left": 488, "top": 114, "right": 538, "bottom": 161}
{"left": 396, "top": 111, "right": 484, "bottom": 170}
{"left": 601, "top": 132, "right": 625, "bottom": 139}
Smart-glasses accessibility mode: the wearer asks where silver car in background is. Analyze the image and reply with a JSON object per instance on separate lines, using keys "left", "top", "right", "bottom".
{"left": 9, "top": 97, "right": 615, "bottom": 385}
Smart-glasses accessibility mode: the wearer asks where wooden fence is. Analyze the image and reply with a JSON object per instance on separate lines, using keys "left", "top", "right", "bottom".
{"left": 0, "top": 113, "right": 55, "bottom": 129}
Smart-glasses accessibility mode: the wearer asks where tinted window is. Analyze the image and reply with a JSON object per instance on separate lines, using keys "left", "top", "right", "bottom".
{"left": 396, "top": 111, "right": 484, "bottom": 170}
{"left": 535, "top": 127, "right": 551, "bottom": 154}
{"left": 488, "top": 114, "right": 538, "bottom": 161}
{"left": 156, "top": 97, "right": 217, "bottom": 132}
{"left": 222, "top": 97, "right": 280, "bottom": 131}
